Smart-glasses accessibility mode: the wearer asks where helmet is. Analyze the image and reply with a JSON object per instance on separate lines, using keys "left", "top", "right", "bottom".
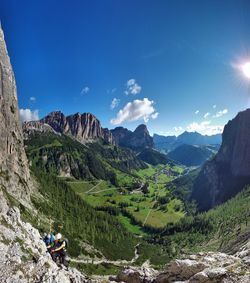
{"left": 47, "top": 234, "right": 51, "bottom": 239}
{"left": 55, "top": 233, "right": 62, "bottom": 240}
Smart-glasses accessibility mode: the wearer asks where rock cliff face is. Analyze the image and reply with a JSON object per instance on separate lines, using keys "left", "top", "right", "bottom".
{"left": 192, "top": 109, "right": 250, "bottom": 211}
{"left": 40, "top": 111, "right": 113, "bottom": 144}
{"left": 0, "top": 26, "right": 30, "bottom": 200}
{"left": 111, "top": 124, "right": 154, "bottom": 152}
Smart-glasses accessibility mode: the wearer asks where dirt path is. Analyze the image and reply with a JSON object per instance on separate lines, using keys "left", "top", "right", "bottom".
{"left": 70, "top": 243, "right": 140, "bottom": 266}
{"left": 85, "top": 180, "right": 103, "bottom": 194}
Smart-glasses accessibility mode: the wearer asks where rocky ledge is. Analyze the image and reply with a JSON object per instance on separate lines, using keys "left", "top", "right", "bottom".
{"left": 113, "top": 247, "right": 250, "bottom": 283}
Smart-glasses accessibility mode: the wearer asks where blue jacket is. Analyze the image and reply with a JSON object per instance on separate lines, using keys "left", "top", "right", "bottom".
{"left": 44, "top": 233, "right": 55, "bottom": 246}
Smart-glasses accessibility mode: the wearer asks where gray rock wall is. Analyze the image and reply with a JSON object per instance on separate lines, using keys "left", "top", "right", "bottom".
{"left": 0, "top": 26, "right": 30, "bottom": 202}
{"left": 40, "top": 111, "right": 114, "bottom": 144}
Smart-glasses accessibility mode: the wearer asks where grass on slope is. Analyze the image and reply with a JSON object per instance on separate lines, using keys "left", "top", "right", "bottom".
{"left": 29, "top": 169, "right": 138, "bottom": 261}
{"left": 25, "top": 132, "right": 147, "bottom": 187}
{"left": 156, "top": 186, "right": 250, "bottom": 260}
{"left": 68, "top": 173, "right": 185, "bottom": 230}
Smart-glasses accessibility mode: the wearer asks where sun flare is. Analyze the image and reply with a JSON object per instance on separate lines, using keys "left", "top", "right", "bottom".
{"left": 242, "top": 62, "right": 250, "bottom": 79}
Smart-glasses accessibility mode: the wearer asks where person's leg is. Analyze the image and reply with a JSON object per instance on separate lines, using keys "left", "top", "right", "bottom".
{"left": 59, "top": 250, "right": 68, "bottom": 266}
{"left": 51, "top": 252, "right": 56, "bottom": 262}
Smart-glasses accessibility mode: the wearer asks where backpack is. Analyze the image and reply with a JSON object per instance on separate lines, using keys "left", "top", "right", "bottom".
{"left": 64, "top": 238, "right": 69, "bottom": 249}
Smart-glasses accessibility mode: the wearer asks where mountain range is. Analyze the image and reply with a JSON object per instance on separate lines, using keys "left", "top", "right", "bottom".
{"left": 24, "top": 112, "right": 222, "bottom": 168}
{"left": 154, "top": 131, "right": 222, "bottom": 153}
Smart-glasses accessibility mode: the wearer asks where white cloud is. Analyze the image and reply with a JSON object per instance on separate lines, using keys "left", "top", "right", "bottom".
{"left": 187, "top": 120, "right": 224, "bottom": 135}
{"left": 124, "top": 79, "right": 142, "bottom": 95}
{"left": 173, "top": 126, "right": 183, "bottom": 132}
{"left": 213, "top": 109, "right": 228, "bottom": 118}
{"left": 195, "top": 110, "right": 199, "bottom": 114}
{"left": 213, "top": 104, "right": 217, "bottom": 109}
{"left": 204, "top": 112, "right": 210, "bottom": 119}
{"left": 110, "top": 98, "right": 158, "bottom": 125}
{"left": 151, "top": 112, "right": 159, "bottom": 119}
{"left": 159, "top": 131, "right": 171, "bottom": 136}
{"left": 19, "top": 109, "right": 39, "bottom": 122}
{"left": 81, "top": 86, "right": 90, "bottom": 94}
{"left": 30, "top": 96, "right": 36, "bottom": 102}
{"left": 110, "top": 98, "right": 120, "bottom": 109}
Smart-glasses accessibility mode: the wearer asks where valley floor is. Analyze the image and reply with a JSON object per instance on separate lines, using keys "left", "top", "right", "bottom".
{"left": 67, "top": 164, "right": 185, "bottom": 232}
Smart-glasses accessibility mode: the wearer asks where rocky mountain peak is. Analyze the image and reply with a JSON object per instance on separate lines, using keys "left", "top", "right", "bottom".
{"left": 134, "top": 124, "right": 150, "bottom": 136}
{"left": 40, "top": 111, "right": 66, "bottom": 133}
{"left": 40, "top": 111, "right": 113, "bottom": 144}
{"left": 111, "top": 124, "right": 154, "bottom": 152}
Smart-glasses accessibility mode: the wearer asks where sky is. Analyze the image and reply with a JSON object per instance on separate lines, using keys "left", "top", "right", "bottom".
{"left": 1, "top": 0, "right": 250, "bottom": 136}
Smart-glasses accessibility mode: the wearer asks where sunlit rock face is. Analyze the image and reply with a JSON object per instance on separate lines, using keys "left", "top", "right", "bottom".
{"left": 40, "top": 111, "right": 114, "bottom": 144}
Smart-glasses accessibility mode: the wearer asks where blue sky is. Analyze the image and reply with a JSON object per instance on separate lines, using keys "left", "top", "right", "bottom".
{"left": 1, "top": 0, "right": 250, "bottom": 136}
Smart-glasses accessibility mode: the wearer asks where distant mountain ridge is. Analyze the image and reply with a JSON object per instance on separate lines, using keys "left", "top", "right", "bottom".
{"left": 25, "top": 113, "right": 155, "bottom": 152}
{"left": 154, "top": 131, "right": 222, "bottom": 153}
{"left": 167, "top": 144, "right": 219, "bottom": 167}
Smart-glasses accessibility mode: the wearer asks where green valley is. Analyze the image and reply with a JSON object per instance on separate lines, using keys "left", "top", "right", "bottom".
{"left": 21, "top": 109, "right": 250, "bottom": 276}
{"left": 24, "top": 131, "right": 186, "bottom": 233}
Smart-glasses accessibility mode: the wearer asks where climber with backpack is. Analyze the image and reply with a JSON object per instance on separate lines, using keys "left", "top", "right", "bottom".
{"left": 43, "top": 232, "right": 55, "bottom": 248}
{"left": 50, "top": 233, "right": 68, "bottom": 267}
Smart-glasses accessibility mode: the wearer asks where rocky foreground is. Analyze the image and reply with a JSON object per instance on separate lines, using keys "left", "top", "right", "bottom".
{"left": 113, "top": 244, "right": 250, "bottom": 283}
{"left": 0, "top": 204, "right": 90, "bottom": 283}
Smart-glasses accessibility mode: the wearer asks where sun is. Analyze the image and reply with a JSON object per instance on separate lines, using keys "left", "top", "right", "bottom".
{"left": 242, "top": 62, "right": 250, "bottom": 79}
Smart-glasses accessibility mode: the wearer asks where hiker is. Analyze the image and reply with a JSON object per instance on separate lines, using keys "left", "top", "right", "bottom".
{"left": 50, "top": 233, "right": 68, "bottom": 266}
{"left": 43, "top": 233, "right": 55, "bottom": 248}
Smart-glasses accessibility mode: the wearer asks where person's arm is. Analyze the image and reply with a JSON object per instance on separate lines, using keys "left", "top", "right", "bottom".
{"left": 53, "top": 241, "right": 65, "bottom": 252}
